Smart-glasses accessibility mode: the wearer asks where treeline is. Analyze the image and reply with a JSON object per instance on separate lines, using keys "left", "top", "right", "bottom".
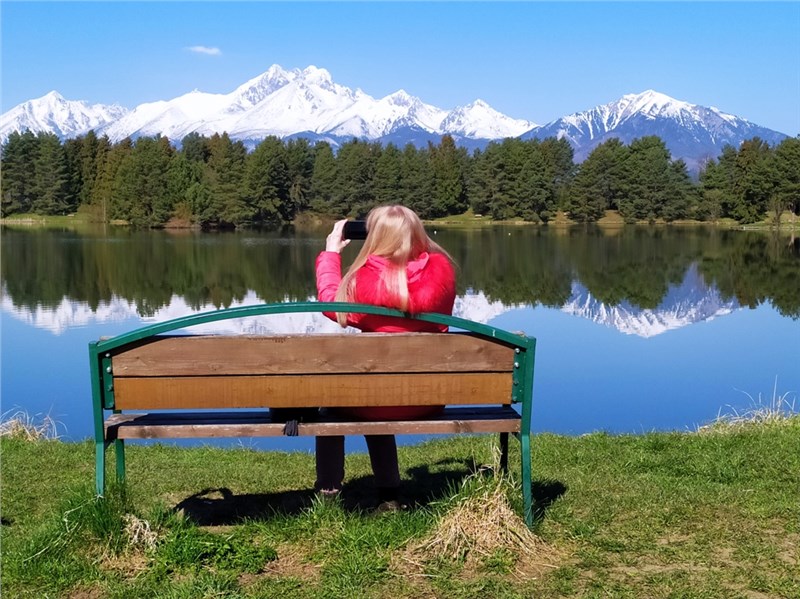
{"left": 1, "top": 130, "right": 798, "bottom": 226}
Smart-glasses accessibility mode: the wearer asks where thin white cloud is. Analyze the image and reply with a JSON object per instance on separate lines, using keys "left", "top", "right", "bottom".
{"left": 186, "top": 46, "right": 222, "bottom": 56}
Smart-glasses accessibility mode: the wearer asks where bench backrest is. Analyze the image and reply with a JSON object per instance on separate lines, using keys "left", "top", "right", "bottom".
{"left": 110, "top": 333, "right": 517, "bottom": 410}
{"left": 90, "top": 302, "right": 535, "bottom": 416}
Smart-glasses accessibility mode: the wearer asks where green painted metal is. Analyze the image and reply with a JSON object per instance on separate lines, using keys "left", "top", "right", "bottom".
{"left": 519, "top": 338, "right": 537, "bottom": 527}
{"left": 89, "top": 301, "right": 537, "bottom": 525}
{"left": 93, "top": 302, "right": 534, "bottom": 355}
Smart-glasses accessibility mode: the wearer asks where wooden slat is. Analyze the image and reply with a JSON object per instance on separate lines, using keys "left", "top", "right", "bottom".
{"left": 111, "top": 333, "right": 516, "bottom": 377}
{"left": 113, "top": 372, "right": 513, "bottom": 410}
{"left": 105, "top": 407, "right": 521, "bottom": 439}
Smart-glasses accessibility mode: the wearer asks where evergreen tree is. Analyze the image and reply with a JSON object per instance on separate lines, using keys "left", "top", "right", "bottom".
{"left": 373, "top": 143, "right": 403, "bottom": 206}
{"left": 334, "top": 139, "right": 378, "bottom": 216}
{"left": 618, "top": 136, "right": 672, "bottom": 222}
{"left": 400, "top": 143, "right": 434, "bottom": 217}
{"left": 285, "top": 138, "right": 314, "bottom": 216}
{"left": 1, "top": 130, "right": 38, "bottom": 215}
{"left": 94, "top": 137, "right": 132, "bottom": 223}
{"left": 772, "top": 136, "right": 800, "bottom": 225}
{"left": 539, "top": 136, "right": 576, "bottom": 216}
{"left": 515, "top": 141, "right": 550, "bottom": 222}
{"left": 567, "top": 138, "right": 629, "bottom": 222}
{"left": 181, "top": 132, "right": 210, "bottom": 163}
{"left": 309, "top": 142, "right": 338, "bottom": 214}
{"left": 166, "top": 152, "right": 203, "bottom": 222}
{"left": 244, "top": 136, "right": 290, "bottom": 224}
{"left": 203, "top": 133, "right": 247, "bottom": 227}
{"left": 732, "top": 137, "right": 773, "bottom": 224}
{"left": 429, "top": 134, "right": 468, "bottom": 217}
{"left": 661, "top": 159, "right": 694, "bottom": 222}
{"left": 112, "top": 136, "right": 174, "bottom": 227}
{"left": 32, "top": 132, "right": 70, "bottom": 214}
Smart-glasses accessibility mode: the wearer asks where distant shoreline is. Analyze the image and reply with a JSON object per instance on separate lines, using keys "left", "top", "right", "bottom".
{"left": 2, "top": 210, "right": 799, "bottom": 231}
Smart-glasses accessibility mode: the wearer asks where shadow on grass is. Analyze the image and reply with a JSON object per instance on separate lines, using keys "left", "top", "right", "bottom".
{"left": 173, "top": 459, "right": 566, "bottom": 527}
{"left": 531, "top": 480, "right": 568, "bottom": 525}
{"left": 173, "top": 458, "right": 475, "bottom": 525}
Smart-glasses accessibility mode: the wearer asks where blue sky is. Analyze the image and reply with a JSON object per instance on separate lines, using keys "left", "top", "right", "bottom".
{"left": 2, "top": 1, "right": 799, "bottom": 135}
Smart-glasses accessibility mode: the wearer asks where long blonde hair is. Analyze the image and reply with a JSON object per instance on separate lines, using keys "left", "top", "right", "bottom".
{"left": 334, "top": 205, "right": 450, "bottom": 326}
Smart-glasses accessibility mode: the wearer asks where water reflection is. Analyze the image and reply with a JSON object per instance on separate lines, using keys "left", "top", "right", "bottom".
{"left": 1, "top": 225, "right": 798, "bottom": 441}
{"left": 2, "top": 225, "right": 798, "bottom": 329}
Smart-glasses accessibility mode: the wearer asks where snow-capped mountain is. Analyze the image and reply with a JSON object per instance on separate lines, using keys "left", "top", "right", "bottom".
{"left": 1, "top": 72, "right": 789, "bottom": 169}
{"left": 0, "top": 91, "right": 128, "bottom": 140}
{"left": 440, "top": 99, "right": 534, "bottom": 139}
{"left": 521, "top": 90, "right": 788, "bottom": 172}
{"left": 0, "top": 65, "right": 534, "bottom": 149}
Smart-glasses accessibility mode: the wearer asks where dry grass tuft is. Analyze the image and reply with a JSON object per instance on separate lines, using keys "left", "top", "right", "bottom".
{"left": 700, "top": 377, "right": 798, "bottom": 433}
{"left": 122, "top": 514, "right": 159, "bottom": 553}
{"left": 0, "top": 410, "right": 61, "bottom": 440}
{"left": 400, "top": 474, "right": 561, "bottom": 580}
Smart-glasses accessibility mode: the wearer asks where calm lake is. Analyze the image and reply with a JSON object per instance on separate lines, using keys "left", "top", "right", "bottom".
{"left": 2, "top": 224, "right": 798, "bottom": 452}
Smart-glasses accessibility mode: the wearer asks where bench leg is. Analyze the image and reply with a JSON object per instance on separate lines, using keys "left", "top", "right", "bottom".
{"left": 115, "top": 439, "right": 126, "bottom": 485}
{"left": 95, "top": 441, "right": 105, "bottom": 496}
{"left": 520, "top": 431, "right": 533, "bottom": 528}
{"left": 499, "top": 432, "right": 509, "bottom": 473}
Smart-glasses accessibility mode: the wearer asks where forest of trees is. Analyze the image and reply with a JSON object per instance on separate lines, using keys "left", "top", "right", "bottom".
{"left": 1, "top": 129, "right": 798, "bottom": 227}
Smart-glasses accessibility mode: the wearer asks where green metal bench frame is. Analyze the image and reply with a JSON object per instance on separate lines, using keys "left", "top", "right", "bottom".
{"left": 89, "top": 301, "right": 536, "bottom": 525}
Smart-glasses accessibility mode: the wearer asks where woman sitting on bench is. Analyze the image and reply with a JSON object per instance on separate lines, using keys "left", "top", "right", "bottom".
{"left": 315, "top": 205, "right": 456, "bottom": 511}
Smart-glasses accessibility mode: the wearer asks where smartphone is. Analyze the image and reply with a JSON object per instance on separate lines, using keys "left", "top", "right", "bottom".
{"left": 343, "top": 220, "right": 368, "bottom": 240}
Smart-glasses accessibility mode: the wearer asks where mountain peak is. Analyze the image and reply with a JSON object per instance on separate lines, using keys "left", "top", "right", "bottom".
{"left": 300, "top": 65, "right": 332, "bottom": 83}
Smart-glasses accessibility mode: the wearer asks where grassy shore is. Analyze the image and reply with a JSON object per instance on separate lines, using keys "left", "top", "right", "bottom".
{"left": 3, "top": 209, "right": 799, "bottom": 232}
{"left": 2, "top": 416, "right": 798, "bottom": 598}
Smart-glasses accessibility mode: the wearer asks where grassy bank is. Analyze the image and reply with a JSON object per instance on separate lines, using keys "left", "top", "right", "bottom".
{"left": 2, "top": 417, "right": 798, "bottom": 598}
{"left": 3, "top": 208, "right": 799, "bottom": 232}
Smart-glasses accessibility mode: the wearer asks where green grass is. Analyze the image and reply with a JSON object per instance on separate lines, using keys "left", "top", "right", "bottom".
{"left": 2, "top": 418, "right": 799, "bottom": 598}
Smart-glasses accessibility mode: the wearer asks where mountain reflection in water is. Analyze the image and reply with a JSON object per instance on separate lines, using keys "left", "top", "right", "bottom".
{"left": 1, "top": 225, "right": 798, "bottom": 442}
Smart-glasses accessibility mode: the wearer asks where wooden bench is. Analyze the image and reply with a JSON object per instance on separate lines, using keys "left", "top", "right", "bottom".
{"left": 89, "top": 302, "right": 537, "bottom": 525}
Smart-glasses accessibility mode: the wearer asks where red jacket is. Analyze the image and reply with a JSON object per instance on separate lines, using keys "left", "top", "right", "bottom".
{"left": 315, "top": 250, "right": 456, "bottom": 332}
{"left": 315, "top": 249, "right": 456, "bottom": 420}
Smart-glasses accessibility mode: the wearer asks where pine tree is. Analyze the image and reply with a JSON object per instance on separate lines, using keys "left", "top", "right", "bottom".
{"left": 32, "top": 132, "right": 70, "bottom": 214}
{"left": 112, "top": 136, "right": 174, "bottom": 227}
{"left": 203, "top": 133, "right": 247, "bottom": 227}
{"left": 618, "top": 136, "right": 672, "bottom": 222}
{"left": 400, "top": 143, "right": 434, "bottom": 217}
{"left": 285, "top": 138, "right": 314, "bottom": 216}
{"left": 567, "top": 139, "right": 629, "bottom": 222}
{"left": 309, "top": 142, "right": 338, "bottom": 214}
{"left": 772, "top": 136, "right": 800, "bottom": 225}
{"left": 1, "top": 130, "right": 38, "bottom": 215}
{"left": 245, "top": 136, "right": 289, "bottom": 224}
{"left": 94, "top": 137, "right": 132, "bottom": 223}
{"left": 373, "top": 143, "right": 403, "bottom": 206}
{"left": 429, "top": 135, "right": 468, "bottom": 217}
{"left": 732, "top": 137, "right": 774, "bottom": 224}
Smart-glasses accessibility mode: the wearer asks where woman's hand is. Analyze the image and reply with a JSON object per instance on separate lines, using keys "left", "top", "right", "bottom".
{"left": 325, "top": 219, "right": 351, "bottom": 253}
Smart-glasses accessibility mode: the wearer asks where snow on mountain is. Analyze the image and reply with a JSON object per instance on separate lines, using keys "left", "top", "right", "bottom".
{"left": 220, "top": 66, "right": 362, "bottom": 139}
{"left": 0, "top": 91, "right": 128, "bottom": 140}
{"left": 321, "top": 90, "right": 447, "bottom": 139}
{"left": 97, "top": 89, "right": 231, "bottom": 142}
{"left": 440, "top": 99, "right": 535, "bottom": 139}
{"left": 0, "top": 65, "right": 533, "bottom": 147}
{"left": 2, "top": 76, "right": 789, "bottom": 168}
{"left": 522, "top": 89, "right": 788, "bottom": 172}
